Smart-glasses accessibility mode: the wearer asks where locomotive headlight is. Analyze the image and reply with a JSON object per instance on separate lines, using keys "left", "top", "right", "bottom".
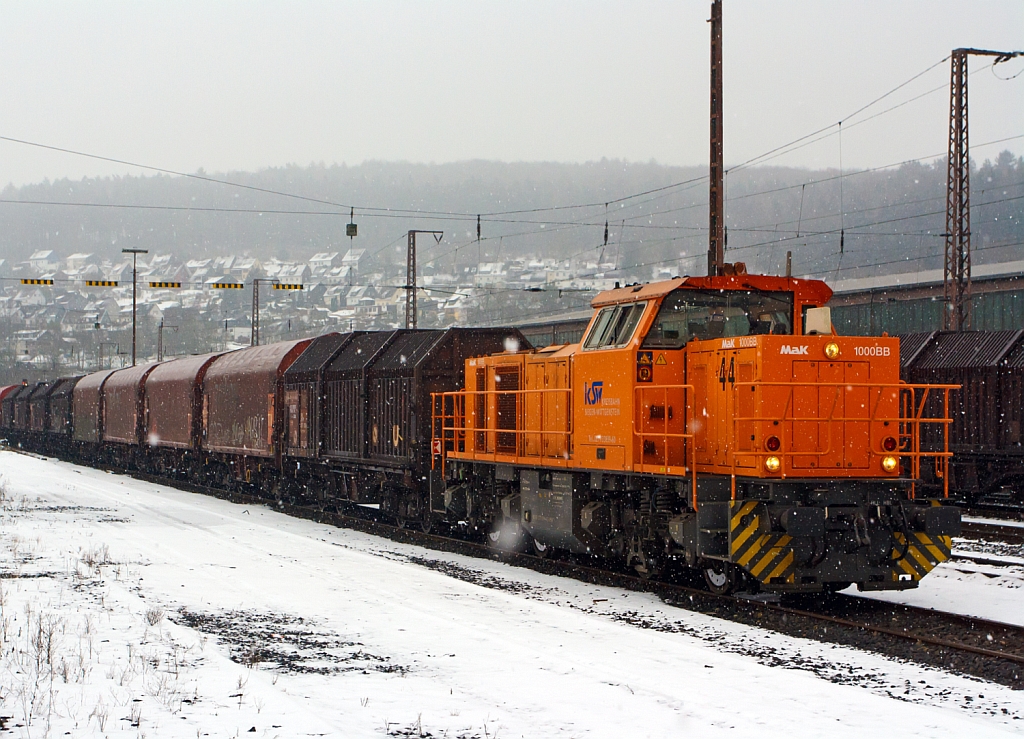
{"left": 881, "top": 455, "right": 899, "bottom": 473}
{"left": 764, "top": 456, "right": 782, "bottom": 473}
{"left": 824, "top": 342, "right": 840, "bottom": 359}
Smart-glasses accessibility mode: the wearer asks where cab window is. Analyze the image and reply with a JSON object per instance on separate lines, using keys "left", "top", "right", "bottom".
{"left": 583, "top": 302, "right": 647, "bottom": 350}
{"left": 643, "top": 289, "right": 793, "bottom": 349}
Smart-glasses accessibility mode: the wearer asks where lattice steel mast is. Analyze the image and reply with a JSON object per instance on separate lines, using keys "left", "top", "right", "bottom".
{"left": 943, "top": 48, "right": 1022, "bottom": 330}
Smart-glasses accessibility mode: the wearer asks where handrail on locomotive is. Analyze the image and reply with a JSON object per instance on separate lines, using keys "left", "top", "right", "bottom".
{"left": 433, "top": 378, "right": 955, "bottom": 502}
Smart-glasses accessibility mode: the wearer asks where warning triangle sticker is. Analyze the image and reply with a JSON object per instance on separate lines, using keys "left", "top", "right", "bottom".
{"left": 656, "top": 353, "right": 667, "bottom": 365}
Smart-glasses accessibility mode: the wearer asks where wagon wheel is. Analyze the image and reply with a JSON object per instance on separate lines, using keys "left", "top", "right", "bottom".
{"left": 530, "top": 536, "right": 552, "bottom": 558}
{"left": 486, "top": 519, "right": 523, "bottom": 551}
{"left": 702, "top": 559, "right": 738, "bottom": 595}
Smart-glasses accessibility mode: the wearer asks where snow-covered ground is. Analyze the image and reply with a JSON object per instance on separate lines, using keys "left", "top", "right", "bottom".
{"left": 0, "top": 450, "right": 1022, "bottom": 738}
{"left": 850, "top": 525, "right": 1024, "bottom": 627}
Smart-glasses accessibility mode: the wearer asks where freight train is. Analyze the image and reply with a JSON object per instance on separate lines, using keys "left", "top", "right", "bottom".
{"left": 0, "top": 273, "right": 961, "bottom": 596}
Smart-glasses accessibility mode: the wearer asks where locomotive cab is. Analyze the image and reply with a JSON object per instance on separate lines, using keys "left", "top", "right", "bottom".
{"left": 433, "top": 274, "right": 960, "bottom": 594}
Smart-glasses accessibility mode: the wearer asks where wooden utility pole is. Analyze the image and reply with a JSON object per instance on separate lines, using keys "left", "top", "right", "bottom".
{"left": 707, "top": 0, "right": 725, "bottom": 278}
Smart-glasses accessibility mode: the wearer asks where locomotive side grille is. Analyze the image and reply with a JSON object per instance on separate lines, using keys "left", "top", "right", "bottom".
{"left": 496, "top": 366, "right": 520, "bottom": 455}
{"left": 475, "top": 368, "right": 487, "bottom": 452}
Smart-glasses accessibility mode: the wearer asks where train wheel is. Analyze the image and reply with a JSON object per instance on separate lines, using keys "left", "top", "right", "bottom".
{"left": 702, "top": 560, "right": 737, "bottom": 595}
{"left": 487, "top": 519, "right": 524, "bottom": 551}
{"left": 420, "top": 514, "right": 436, "bottom": 534}
{"left": 531, "top": 537, "right": 551, "bottom": 558}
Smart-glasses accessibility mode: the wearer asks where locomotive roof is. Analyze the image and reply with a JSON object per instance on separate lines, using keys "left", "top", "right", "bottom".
{"left": 591, "top": 274, "right": 833, "bottom": 308}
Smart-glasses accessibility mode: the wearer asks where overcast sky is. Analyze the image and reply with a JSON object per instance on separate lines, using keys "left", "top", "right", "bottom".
{"left": 0, "top": 1, "right": 1021, "bottom": 187}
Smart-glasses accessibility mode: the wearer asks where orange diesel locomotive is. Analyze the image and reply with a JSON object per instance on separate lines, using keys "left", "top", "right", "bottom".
{"left": 433, "top": 273, "right": 959, "bottom": 594}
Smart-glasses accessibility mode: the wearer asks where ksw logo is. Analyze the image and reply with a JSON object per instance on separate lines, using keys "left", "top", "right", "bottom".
{"left": 584, "top": 381, "right": 604, "bottom": 405}
{"left": 780, "top": 345, "right": 809, "bottom": 355}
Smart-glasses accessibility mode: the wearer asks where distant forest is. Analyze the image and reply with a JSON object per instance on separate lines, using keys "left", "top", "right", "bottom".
{"left": 1, "top": 152, "right": 1021, "bottom": 285}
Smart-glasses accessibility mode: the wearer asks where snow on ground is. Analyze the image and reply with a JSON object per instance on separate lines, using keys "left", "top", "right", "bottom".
{"left": 849, "top": 522, "right": 1024, "bottom": 627}
{"left": 0, "top": 450, "right": 1022, "bottom": 738}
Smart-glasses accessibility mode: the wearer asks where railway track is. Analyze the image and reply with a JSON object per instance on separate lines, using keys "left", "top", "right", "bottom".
{"left": 961, "top": 519, "right": 1024, "bottom": 546}
{"left": 8, "top": 447, "right": 1024, "bottom": 690}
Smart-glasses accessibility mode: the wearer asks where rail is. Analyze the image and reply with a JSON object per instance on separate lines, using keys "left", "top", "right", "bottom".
{"left": 727, "top": 381, "right": 956, "bottom": 499}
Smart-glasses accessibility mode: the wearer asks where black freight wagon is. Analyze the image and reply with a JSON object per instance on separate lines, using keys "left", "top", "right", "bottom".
{"left": 47, "top": 377, "right": 82, "bottom": 438}
{"left": 282, "top": 332, "right": 349, "bottom": 459}
{"left": 10, "top": 383, "right": 40, "bottom": 434}
{"left": 364, "top": 327, "right": 529, "bottom": 523}
{"left": 292, "top": 328, "right": 527, "bottom": 514}
{"left": 28, "top": 381, "right": 55, "bottom": 434}
{"left": 904, "top": 330, "right": 1024, "bottom": 503}
{"left": 321, "top": 331, "right": 399, "bottom": 463}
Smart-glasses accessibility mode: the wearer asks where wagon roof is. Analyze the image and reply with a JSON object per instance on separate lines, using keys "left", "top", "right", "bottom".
{"left": 914, "top": 329, "right": 1024, "bottom": 369}
{"left": 10, "top": 383, "right": 38, "bottom": 400}
{"left": 148, "top": 352, "right": 228, "bottom": 386}
{"left": 284, "top": 332, "right": 350, "bottom": 383}
{"left": 324, "top": 331, "right": 397, "bottom": 376}
{"left": 204, "top": 339, "right": 312, "bottom": 384}
{"left": 895, "top": 332, "right": 937, "bottom": 369}
{"left": 28, "top": 381, "right": 55, "bottom": 400}
{"left": 370, "top": 330, "right": 446, "bottom": 374}
{"left": 75, "top": 368, "right": 118, "bottom": 394}
{"left": 49, "top": 377, "right": 82, "bottom": 400}
{"left": 105, "top": 362, "right": 161, "bottom": 392}
{"left": 1002, "top": 338, "right": 1024, "bottom": 369}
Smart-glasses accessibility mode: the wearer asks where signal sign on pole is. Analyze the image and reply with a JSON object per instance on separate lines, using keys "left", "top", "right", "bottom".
{"left": 21, "top": 278, "right": 54, "bottom": 285}
{"left": 149, "top": 281, "right": 182, "bottom": 289}
{"left": 274, "top": 283, "right": 304, "bottom": 290}
{"left": 211, "top": 283, "right": 244, "bottom": 289}
{"left": 85, "top": 280, "right": 118, "bottom": 287}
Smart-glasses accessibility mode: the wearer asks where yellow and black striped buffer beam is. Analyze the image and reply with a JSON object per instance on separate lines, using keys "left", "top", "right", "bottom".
{"left": 211, "top": 283, "right": 244, "bottom": 289}
{"left": 149, "top": 281, "right": 181, "bottom": 288}
{"left": 889, "top": 532, "right": 952, "bottom": 581}
{"left": 21, "top": 278, "right": 54, "bottom": 285}
{"left": 274, "top": 283, "right": 303, "bottom": 290}
{"left": 729, "top": 500, "right": 797, "bottom": 585}
{"left": 85, "top": 280, "right": 118, "bottom": 287}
